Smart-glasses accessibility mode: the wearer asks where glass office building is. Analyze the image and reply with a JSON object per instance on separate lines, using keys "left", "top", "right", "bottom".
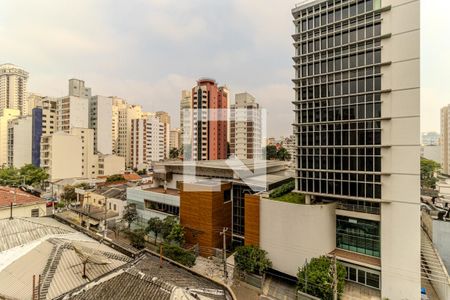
{"left": 292, "top": 0, "right": 420, "bottom": 298}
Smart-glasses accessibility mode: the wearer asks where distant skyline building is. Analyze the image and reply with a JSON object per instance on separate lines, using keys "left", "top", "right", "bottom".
{"left": 0, "top": 63, "right": 28, "bottom": 116}
{"left": 155, "top": 111, "right": 171, "bottom": 159}
{"left": 180, "top": 90, "right": 192, "bottom": 151}
{"left": 191, "top": 78, "right": 228, "bottom": 161}
{"left": 292, "top": 0, "right": 420, "bottom": 298}
{"left": 422, "top": 131, "right": 440, "bottom": 146}
{"left": 169, "top": 128, "right": 181, "bottom": 151}
{"left": 230, "top": 92, "right": 262, "bottom": 159}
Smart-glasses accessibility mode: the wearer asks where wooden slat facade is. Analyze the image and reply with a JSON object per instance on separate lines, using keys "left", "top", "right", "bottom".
{"left": 244, "top": 194, "right": 260, "bottom": 246}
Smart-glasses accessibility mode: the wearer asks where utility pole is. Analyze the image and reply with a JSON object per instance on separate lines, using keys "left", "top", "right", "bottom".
{"left": 103, "top": 197, "right": 107, "bottom": 240}
{"left": 220, "top": 227, "right": 229, "bottom": 281}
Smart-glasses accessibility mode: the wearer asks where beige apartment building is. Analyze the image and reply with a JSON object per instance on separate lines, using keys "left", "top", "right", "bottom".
{"left": 111, "top": 97, "right": 142, "bottom": 167}
{"left": 0, "top": 108, "right": 20, "bottom": 166}
{"left": 291, "top": 0, "right": 420, "bottom": 298}
{"left": 0, "top": 64, "right": 28, "bottom": 116}
{"left": 441, "top": 105, "right": 450, "bottom": 175}
{"left": 230, "top": 92, "right": 262, "bottom": 160}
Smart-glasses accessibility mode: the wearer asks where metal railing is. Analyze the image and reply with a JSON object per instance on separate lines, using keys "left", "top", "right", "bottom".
{"left": 336, "top": 202, "right": 380, "bottom": 215}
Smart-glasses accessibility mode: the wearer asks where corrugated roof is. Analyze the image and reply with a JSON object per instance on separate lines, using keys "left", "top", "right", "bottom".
{"left": 0, "top": 187, "right": 45, "bottom": 209}
{"left": 0, "top": 218, "right": 131, "bottom": 300}
{"left": 0, "top": 217, "right": 73, "bottom": 252}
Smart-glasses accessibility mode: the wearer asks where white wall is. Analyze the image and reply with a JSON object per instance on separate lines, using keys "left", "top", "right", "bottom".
{"left": 100, "top": 154, "right": 125, "bottom": 176}
{"left": 50, "top": 132, "right": 83, "bottom": 180}
{"left": 260, "top": 198, "right": 336, "bottom": 276}
{"left": 0, "top": 203, "right": 46, "bottom": 219}
{"left": 92, "top": 96, "right": 113, "bottom": 155}
{"left": 10, "top": 116, "right": 32, "bottom": 168}
{"left": 69, "top": 96, "right": 89, "bottom": 129}
{"left": 380, "top": 0, "right": 421, "bottom": 299}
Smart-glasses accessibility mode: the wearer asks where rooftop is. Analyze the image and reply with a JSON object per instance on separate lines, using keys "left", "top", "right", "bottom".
{"left": 0, "top": 186, "right": 45, "bottom": 209}
{"left": 144, "top": 186, "right": 179, "bottom": 196}
{"left": 62, "top": 252, "right": 234, "bottom": 300}
{"left": 0, "top": 217, "right": 131, "bottom": 300}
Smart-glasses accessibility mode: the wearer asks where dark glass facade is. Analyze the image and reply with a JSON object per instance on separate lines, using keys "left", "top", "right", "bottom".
{"left": 31, "top": 107, "right": 43, "bottom": 167}
{"left": 294, "top": 0, "right": 385, "bottom": 200}
{"left": 336, "top": 215, "right": 380, "bottom": 257}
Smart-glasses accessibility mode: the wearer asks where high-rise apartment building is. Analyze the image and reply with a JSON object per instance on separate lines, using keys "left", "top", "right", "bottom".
{"left": 0, "top": 64, "right": 28, "bottom": 116}
{"left": 155, "top": 111, "right": 171, "bottom": 159}
{"left": 25, "top": 93, "right": 44, "bottom": 116}
{"left": 8, "top": 116, "right": 32, "bottom": 168}
{"left": 111, "top": 97, "right": 142, "bottom": 167}
{"left": 69, "top": 78, "right": 92, "bottom": 98}
{"left": 71, "top": 128, "right": 98, "bottom": 179}
{"left": 56, "top": 95, "right": 89, "bottom": 132}
{"left": 41, "top": 131, "right": 83, "bottom": 181}
{"left": 230, "top": 92, "right": 262, "bottom": 160}
{"left": 130, "top": 118, "right": 147, "bottom": 170}
{"left": 191, "top": 78, "right": 228, "bottom": 161}
{"left": 0, "top": 109, "right": 20, "bottom": 166}
{"left": 180, "top": 90, "right": 192, "bottom": 151}
{"left": 292, "top": 0, "right": 420, "bottom": 298}
{"left": 169, "top": 128, "right": 181, "bottom": 151}
{"left": 89, "top": 95, "right": 113, "bottom": 155}
{"left": 130, "top": 114, "right": 165, "bottom": 170}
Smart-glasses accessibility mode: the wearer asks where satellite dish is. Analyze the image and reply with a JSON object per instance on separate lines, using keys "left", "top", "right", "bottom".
{"left": 72, "top": 242, "right": 111, "bottom": 279}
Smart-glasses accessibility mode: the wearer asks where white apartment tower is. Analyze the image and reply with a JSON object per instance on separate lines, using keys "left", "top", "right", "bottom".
{"left": 89, "top": 95, "right": 113, "bottom": 155}
{"left": 155, "top": 111, "right": 171, "bottom": 159}
{"left": 8, "top": 116, "right": 32, "bottom": 168}
{"left": 292, "top": 0, "right": 420, "bottom": 298}
{"left": 230, "top": 92, "right": 262, "bottom": 160}
{"left": 130, "top": 114, "right": 165, "bottom": 170}
{"left": 111, "top": 97, "right": 142, "bottom": 167}
{"left": 0, "top": 64, "right": 28, "bottom": 116}
{"left": 180, "top": 90, "right": 192, "bottom": 150}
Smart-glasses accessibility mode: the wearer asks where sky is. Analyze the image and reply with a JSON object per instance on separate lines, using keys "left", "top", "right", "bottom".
{"left": 0, "top": 0, "right": 446, "bottom": 137}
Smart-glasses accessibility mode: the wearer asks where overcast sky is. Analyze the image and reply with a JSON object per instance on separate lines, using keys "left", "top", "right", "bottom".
{"left": 0, "top": 0, "right": 446, "bottom": 137}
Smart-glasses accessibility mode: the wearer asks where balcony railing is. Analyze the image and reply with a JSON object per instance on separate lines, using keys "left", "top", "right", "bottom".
{"left": 336, "top": 203, "right": 380, "bottom": 215}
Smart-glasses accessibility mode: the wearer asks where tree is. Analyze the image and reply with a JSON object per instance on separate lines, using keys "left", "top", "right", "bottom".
{"left": 421, "top": 157, "right": 440, "bottom": 189}
{"left": 169, "top": 148, "right": 179, "bottom": 159}
{"left": 0, "top": 164, "right": 48, "bottom": 187}
{"left": 234, "top": 245, "right": 272, "bottom": 276}
{"left": 146, "top": 217, "right": 163, "bottom": 244}
{"left": 61, "top": 185, "right": 77, "bottom": 205}
{"left": 19, "top": 164, "right": 49, "bottom": 186}
{"left": 277, "top": 147, "right": 291, "bottom": 161}
{"left": 265, "top": 145, "right": 278, "bottom": 160}
{"left": 297, "top": 256, "right": 346, "bottom": 300}
{"left": 166, "top": 223, "right": 185, "bottom": 245}
{"left": 161, "top": 216, "right": 178, "bottom": 240}
{"left": 128, "top": 228, "right": 146, "bottom": 250}
{"left": 123, "top": 204, "right": 138, "bottom": 229}
{"left": 106, "top": 174, "right": 125, "bottom": 183}
{"left": 162, "top": 243, "right": 196, "bottom": 267}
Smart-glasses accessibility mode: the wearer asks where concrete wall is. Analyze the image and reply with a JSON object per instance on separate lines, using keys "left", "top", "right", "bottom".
{"left": 50, "top": 132, "right": 83, "bottom": 180}
{"left": 100, "top": 154, "right": 125, "bottom": 176}
{"left": 380, "top": 0, "right": 421, "bottom": 299}
{"left": 0, "top": 203, "right": 46, "bottom": 219}
{"left": 10, "top": 116, "right": 32, "bottom": 168}
{"left": 260, "top": 198, "right": 336, "bottom": 277}
{"left": 432, "top": 220, "right": 450, "bottom": 272}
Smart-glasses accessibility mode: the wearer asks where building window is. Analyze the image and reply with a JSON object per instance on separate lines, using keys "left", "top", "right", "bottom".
{"left": 336, "top": 216, "right": 380, "bottom": 257}
{"left": 31, "top": 208, "right": 39, "bottom": 217}
{"left": 144, "top": 199, "right": 179, "bottom": 216}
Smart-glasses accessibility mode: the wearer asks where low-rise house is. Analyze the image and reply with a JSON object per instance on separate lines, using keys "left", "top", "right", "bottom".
{"left": 0, "top": 186, "right": 46, "bottom": 218}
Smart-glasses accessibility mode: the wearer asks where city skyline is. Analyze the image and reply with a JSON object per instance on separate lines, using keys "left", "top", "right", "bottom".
{"left": 0, "top": 1, "right": 445, "bottom": 138}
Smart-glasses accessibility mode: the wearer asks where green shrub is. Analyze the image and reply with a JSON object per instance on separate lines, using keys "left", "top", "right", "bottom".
{"left": 106, "top": 174, "right": 125, "bottom": 182}
{"left": 234, "top": 245, "right": 272, "bottom": 275}
{"left": 162, "top": 243, "right": 196, "bottom": 267}
{"left": 269, "top": 180, "right": 295, "bottom": 198}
